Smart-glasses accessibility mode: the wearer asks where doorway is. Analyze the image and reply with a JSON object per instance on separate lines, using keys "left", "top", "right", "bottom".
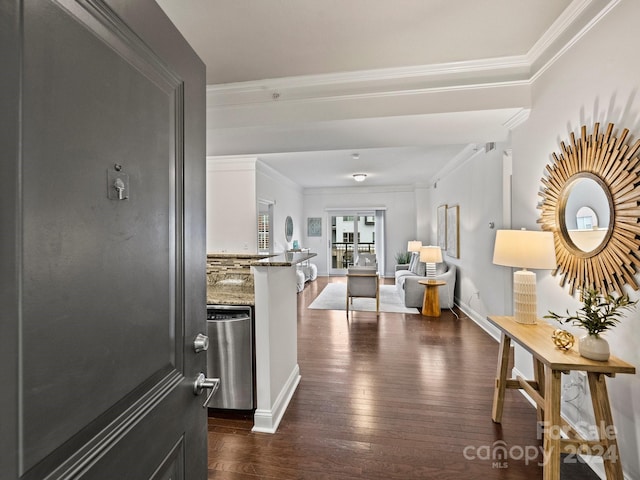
{"left": 328, "top": 210, "right": 383, "bottom": 275}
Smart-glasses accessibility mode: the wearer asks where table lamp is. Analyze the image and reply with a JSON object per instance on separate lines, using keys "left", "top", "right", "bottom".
{"left": 420, "top": 245, "right": 443, "bottom": 279}
{"left": 407, "top": 240, "right": 422, "bottom": 252}
{"left": 492, "top": 229, "right": 557, "bottom": 324}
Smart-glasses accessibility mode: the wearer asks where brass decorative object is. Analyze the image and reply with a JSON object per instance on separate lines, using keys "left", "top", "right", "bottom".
{"left": 537, "top": 123, "right": 640, "bottom": 294}
{"left": 551, "top": 329, "right": 575, "bottom": 350}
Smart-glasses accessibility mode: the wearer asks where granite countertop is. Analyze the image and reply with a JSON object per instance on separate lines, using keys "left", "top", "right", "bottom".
{"left": 206, "top": 273, "right": 255, "bottom": 306}
{"left": 207, "top": 288, "right": 255, "bottom": 306}
{"left": 252, "top": 251, "right": 317, "bottom": 267}
{"left": 207, "top": 252, "right": 271, "bottom": 259}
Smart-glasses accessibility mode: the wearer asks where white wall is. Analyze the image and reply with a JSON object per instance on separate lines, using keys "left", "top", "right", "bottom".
{"left": 511, "top": 2, "right": 640, "bottom": 477}
{"left": 206, "top": 157, "right": 257, "bottom": 253}
{"left": 303, "top": 185, "right": 417, "bottom": 277}
{"left": 428, "top": 144, "right": 509, "bottom": 336}
{"left": 256, "top": 162, "right": 304, "bottom": 253}
{"left": 207, "top": 158, "right": 303, "bottom": 254}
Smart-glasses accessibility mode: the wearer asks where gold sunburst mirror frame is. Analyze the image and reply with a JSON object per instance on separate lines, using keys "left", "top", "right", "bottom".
{"left": 537, "top": 123, "right": 640, "bottom": 294}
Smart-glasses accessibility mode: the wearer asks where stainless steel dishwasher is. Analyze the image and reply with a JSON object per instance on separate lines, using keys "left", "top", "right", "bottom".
{"left": 206, "top": 304, "right": 255, "bottom": 410}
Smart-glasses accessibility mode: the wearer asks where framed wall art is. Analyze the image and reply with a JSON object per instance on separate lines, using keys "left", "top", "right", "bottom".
{"left": 437, "top": 204, "right": 447, "bottom": 250}
{"left": 446, "top": 205, "right": 459, "bottom": 258}
{"left": 307, "top": 217, "right": 322, "bottom": 237}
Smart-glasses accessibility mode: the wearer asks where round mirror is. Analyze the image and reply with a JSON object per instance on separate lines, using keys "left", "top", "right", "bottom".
{"left": 558, "top": 174, "right": 612, "bottom": 255}
{"left": 285, "top": 216, "right": 293, "bottom": 242}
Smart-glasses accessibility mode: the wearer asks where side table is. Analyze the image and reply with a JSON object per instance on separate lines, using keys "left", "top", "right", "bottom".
{"left": 418, "top": 279, "right": 446, "bottom": 317}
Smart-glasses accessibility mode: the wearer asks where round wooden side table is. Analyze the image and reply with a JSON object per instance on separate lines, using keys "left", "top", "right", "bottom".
{"left": 418, "top": 279, "right": 446, "bottom": 317}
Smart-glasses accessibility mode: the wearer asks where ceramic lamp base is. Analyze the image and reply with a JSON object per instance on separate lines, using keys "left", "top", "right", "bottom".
{"left": 513, "top": 269, "right": 537, "bottom": 324}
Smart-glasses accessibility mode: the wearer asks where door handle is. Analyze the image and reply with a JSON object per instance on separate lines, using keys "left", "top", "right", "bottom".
{"left": 193, "top": 372, "right": 220, "bottom": 408}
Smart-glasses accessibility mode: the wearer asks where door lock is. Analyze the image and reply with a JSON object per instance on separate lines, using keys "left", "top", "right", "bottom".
{"left": 193, "top": 333, "right": 209, "bottom": 353}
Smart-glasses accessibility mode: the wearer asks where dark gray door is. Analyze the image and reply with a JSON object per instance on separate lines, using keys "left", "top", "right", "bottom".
{"left": 1, "top": 1, "right": 207, "bottom": 478}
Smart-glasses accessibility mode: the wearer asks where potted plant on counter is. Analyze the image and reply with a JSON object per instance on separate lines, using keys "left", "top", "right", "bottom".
{"left": 545, "top": 288, "right": 637, "bottom": 361}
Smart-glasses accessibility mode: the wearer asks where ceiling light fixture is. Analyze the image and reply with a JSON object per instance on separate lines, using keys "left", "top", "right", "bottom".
{"left": 352, "top": 173, "right": 367, "bottom": 182}
{"left": 352, "top": 153, "right": 360, "bottom": 160}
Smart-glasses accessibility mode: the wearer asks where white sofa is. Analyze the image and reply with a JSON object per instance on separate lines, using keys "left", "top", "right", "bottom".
{"left": 394, "top": 252, "right": 456, "bottom": 309}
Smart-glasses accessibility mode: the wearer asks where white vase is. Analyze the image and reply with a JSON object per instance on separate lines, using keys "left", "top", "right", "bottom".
{"left": 579, "top": 334, "right": 610, "bottom": 361}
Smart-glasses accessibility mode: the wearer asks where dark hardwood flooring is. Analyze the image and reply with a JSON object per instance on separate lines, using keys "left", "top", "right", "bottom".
{"left": 207, "top": 276, "right": 598, "bottom": 479}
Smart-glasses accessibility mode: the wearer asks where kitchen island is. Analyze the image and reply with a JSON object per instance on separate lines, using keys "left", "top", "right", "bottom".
{"left": 251, "top": 251, "right": 316, "bottom": 433}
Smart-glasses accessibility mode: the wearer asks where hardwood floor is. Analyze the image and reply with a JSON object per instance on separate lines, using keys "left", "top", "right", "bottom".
{"left": 207, "top": 276, "right": 597, "bottom": 479}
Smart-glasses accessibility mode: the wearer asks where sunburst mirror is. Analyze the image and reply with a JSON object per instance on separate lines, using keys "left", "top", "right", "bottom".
{"left": 537, "top": 123, "right": 640, "bottom": 294}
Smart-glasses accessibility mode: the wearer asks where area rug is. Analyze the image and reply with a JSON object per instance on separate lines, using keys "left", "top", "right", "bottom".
{"left": 308, "top": 283, "right": 419, "bottom": 314}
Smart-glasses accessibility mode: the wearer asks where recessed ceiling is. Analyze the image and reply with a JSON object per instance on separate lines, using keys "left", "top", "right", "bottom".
{"left": 156, "top": 0, "right": 611, "bottom": 188}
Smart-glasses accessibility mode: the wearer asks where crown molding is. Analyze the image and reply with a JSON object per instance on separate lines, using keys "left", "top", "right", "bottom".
{"left": 207, "top": 55, "right": 530, "bottom": 94}
{"left": 525, "top": 0, "right": 594, "bottom": 64}
{"left": 206, "top": 156, "right": 257, "bottom": 171}
{"left": 206, "top": 57, "right": 531, "bottom": 108}
{"left": 206, "top": 0, "right": 618, "bottom": 110}
{"left": 502, "top": 109, "right": 531, "bottom": 131}
{"left": 530, "top": 0, "right": 621, "bottom": 83}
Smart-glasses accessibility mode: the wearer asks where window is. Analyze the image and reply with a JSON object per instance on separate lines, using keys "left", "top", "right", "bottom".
{"left": 343, "top": 232, "right": 360, "bottom": 243}
{"left": 258, "top": 213, "right": 270, "bottom": 252}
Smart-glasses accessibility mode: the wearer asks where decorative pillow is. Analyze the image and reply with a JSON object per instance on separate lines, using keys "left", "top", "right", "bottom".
{"left": 408, "top": 252, "right": 419, "bottom": 273}
{"left": 415, "top": 261, "right": 426, "bottom": 277}
{"left": 435, "top": 262, "right": 448, "bottom": 275}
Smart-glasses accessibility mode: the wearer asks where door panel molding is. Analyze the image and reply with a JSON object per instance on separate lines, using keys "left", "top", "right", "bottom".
{"left": 40, "top": 371, "right": 182, "bottom": 480}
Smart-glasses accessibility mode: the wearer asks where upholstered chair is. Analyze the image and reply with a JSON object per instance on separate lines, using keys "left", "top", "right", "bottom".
{"left": 346, "top": 267, "right": 380, "bottom": 316}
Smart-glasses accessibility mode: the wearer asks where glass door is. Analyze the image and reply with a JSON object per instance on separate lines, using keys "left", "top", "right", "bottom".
{"left": 328, "top": 211, "right": 376, "bottom": 275}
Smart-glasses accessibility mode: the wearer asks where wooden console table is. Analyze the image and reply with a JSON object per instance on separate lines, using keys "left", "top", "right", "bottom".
{"left": 418, "top": 279, "right": 445, "bottom": 317}
{"left": 487, "top": 315, "right": 635, "bottom": 480}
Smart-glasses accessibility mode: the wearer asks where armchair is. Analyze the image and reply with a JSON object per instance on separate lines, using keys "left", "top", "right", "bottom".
{"left": 346, "top": 267, "right": 380, "bottom": 316}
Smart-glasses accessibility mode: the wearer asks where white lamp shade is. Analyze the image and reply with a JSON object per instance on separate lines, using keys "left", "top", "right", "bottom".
{"left": 407, "top": 240, "right": 422, "bottom": 252}
{"left": 493, "top": 230, "right": 556, "bottom": 269}
{"left": 493, "top": 229, "right": 556, "bottom": 324}
{"left": 419, "top": 246, "right": 443, "bottom": 263}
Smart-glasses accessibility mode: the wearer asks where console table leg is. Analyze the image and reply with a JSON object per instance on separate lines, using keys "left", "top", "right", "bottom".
{"left": 543, "top": 368, "right": 562, "bottom": 480}
{"left": 587, "top": 372, "right": 623, "bottom": 480}
{"left": 492, "top": 333, "right": 511, "bottom": 423}
{"left": 533, "top": 358, "right": 546, "bottom": 422}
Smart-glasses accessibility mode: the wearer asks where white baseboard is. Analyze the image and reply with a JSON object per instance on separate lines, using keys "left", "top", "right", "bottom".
{"left": 252, "top": 364, "right": 301, "bottom": 434}
{"left": 455, "top": 300, "right": 501, "bottom": 342}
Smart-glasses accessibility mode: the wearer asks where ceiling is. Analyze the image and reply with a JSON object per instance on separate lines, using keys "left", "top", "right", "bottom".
{"left": 155, "top": 0, "right": 608, "bottom": 188}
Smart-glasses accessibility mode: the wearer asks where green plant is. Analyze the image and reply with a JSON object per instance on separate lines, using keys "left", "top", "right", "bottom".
{"left": 544, "top": 288, "right": 637, "bottom": 336}
{"left": 395, "top": 251, "right": 412, "bottom": 264}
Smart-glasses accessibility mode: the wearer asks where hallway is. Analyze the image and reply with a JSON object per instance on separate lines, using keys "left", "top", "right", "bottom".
{"left": 206, "top": 276, "right": 596, "bottom": 479}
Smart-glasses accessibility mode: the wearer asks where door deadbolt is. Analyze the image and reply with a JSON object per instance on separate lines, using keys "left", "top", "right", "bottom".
{"left": 193, "top": 333, "right": 209, "bottom": 353}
